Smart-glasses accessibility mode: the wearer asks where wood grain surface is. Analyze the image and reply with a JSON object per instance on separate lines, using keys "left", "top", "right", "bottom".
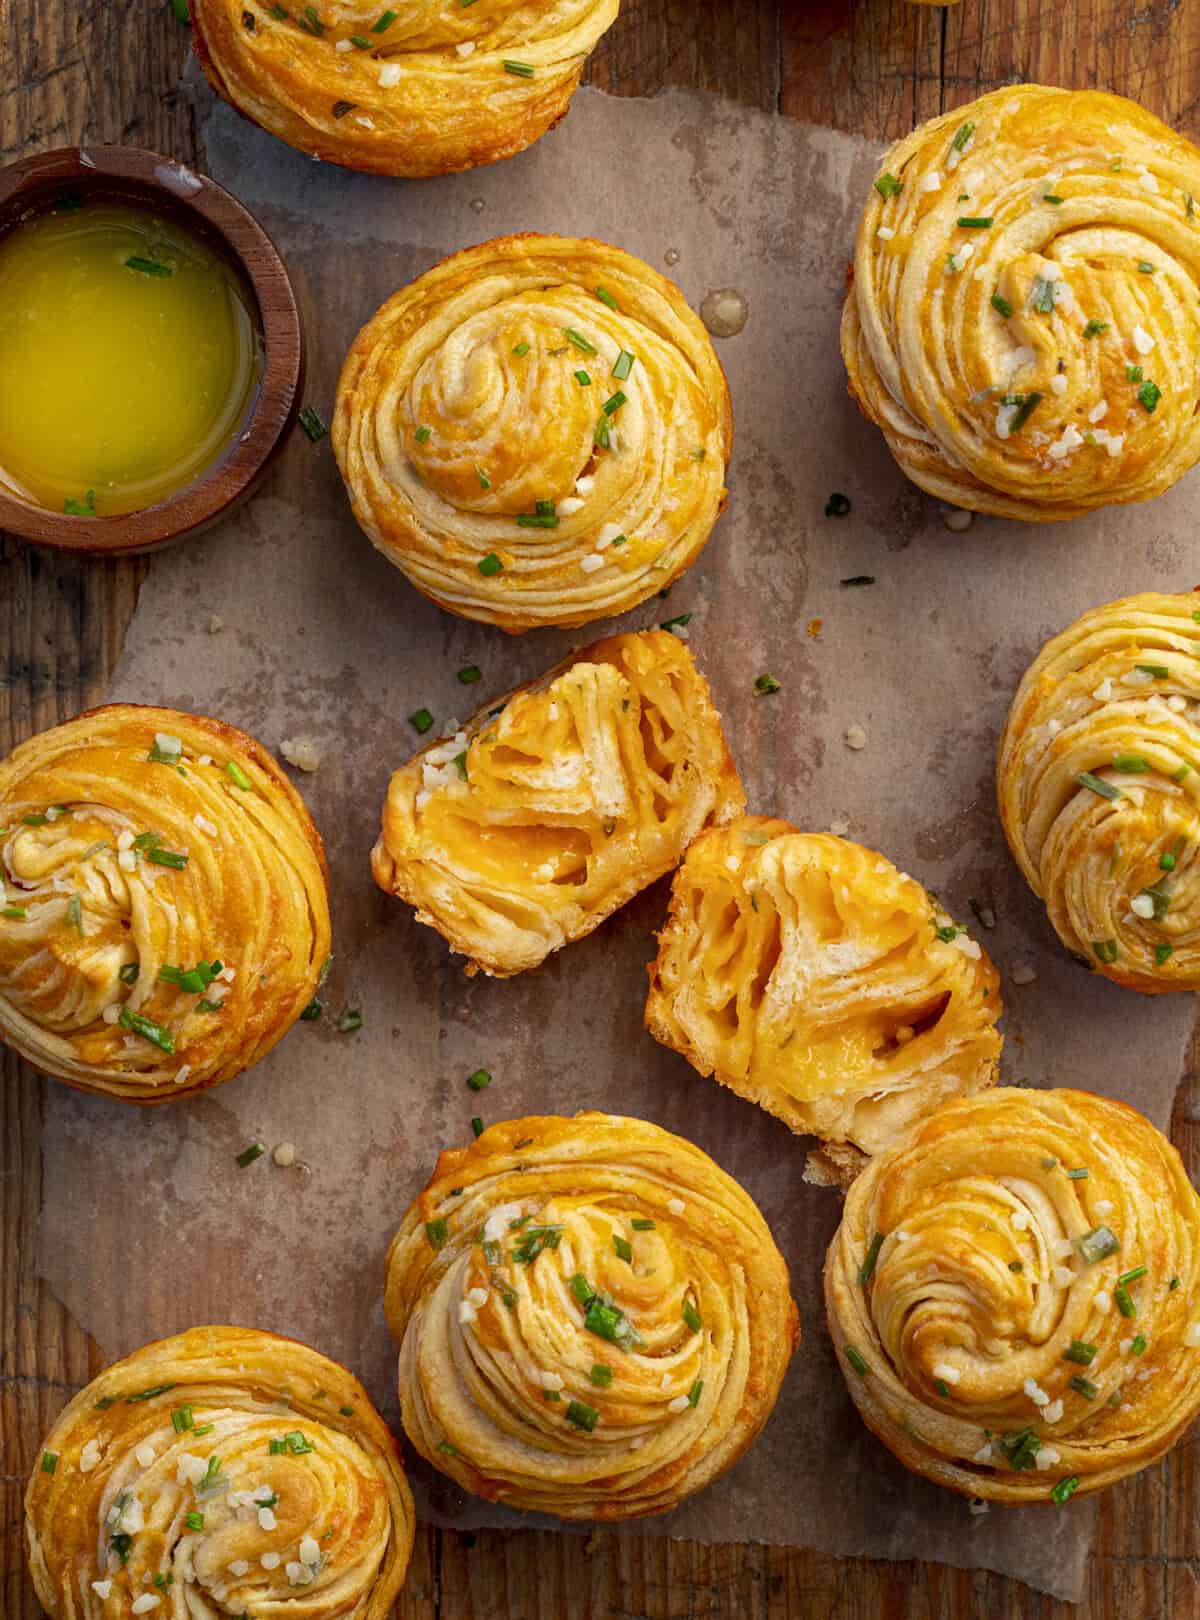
{"left": 4, "top": 2, "right": 1200, "bottom": 1615}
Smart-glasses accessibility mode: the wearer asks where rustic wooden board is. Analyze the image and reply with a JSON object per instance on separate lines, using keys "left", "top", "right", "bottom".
{"left": 5, "top": 2, "right": 1200, "bottom": 1615}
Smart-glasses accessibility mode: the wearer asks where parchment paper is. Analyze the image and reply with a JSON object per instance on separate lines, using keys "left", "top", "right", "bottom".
{"left": 36, "top": 82, "right": 1200, "bottom": 1603}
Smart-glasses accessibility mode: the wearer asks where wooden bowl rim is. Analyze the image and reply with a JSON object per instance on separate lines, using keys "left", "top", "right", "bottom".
{"left": 0, "top": 144, "right": 304, "bottom": 556}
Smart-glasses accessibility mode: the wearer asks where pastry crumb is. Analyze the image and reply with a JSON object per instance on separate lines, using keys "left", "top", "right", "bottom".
{"left": 280, "top": 736, "right": 322, "bottom": 772}
{"left": 941, "top": 506, "right": 974, "bottom": 533}
{"left": 207, "top": 614, "right": 224, "bottom": 634}
{"left": 273, "top": 1141, "right": 297, "bottom": 1168}
{"left": 1010, "top": 960, "right": 1038, "bottom": 986}
{"left": 844, "top": 724, "right": 867, "bottom": 750}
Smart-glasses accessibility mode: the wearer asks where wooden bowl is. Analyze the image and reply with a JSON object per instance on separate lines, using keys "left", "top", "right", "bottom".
{"left": 0, "top": 146, "right": 304, "bottom": 555}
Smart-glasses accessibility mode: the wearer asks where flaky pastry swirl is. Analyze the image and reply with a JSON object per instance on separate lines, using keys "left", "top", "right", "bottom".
{"left": 384, "top": 1113, "right": 797, "bottom": 1519}
{"left": 371, "top": 630, "right": 744, "bottom": 976}
{"left": 333, "top": 234, "right": 732, "bottom": 631}
{"left": 25, "top": 1325, "right": 415, "bottom": 1619}
{"left": 645, "top": 819, "right": 1002, "bottom": 1178}
{"left": 997, "top": 592, "right": 1200, "bottom": 991}
{"left": 191, "top": 0, "right": 618, "bottom": 178}
{"left": 825, "top": 1088, "right": 1200, "bottom": 1503}
{"left": 0, "top": 704, "right": 331, "bottom": 1102}
{"left": 842, "top": 85, "right": 1200, "bottom": 520}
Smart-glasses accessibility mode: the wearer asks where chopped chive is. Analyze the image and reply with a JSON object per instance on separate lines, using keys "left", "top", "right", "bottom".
{"left": 337, "top": 1008, "right": 363, "bottom": 1033}
{"left": 41, "top": 1451, "right": 58, "bottom": 1474}
{"left": 1083, "top": 318, "right": 1109, "bottom": 338}
{"left": 845, "top": 1345, "right": 869, "bottom": 1376}
{"left": 471, "top": 1117, "right": 484, "bottom": 1137}
{"left": 64, "top": 489, "right": 96, "bottom": 515}
{"left": 590, "top": 1363, "right": 613, "bottom": 1387}
{"left": 1119, "top": 1265, "right": 1147, "bottom": 1286}
{"left": 110, "top": 1533, "right": 133, "bottom": 1564}
{"left": 858, "top": 1232, "right": 885, "bottom": 1286}
{"left": 467, "top": 1068, "right": 491, "bottom": 1091}
{"left": 1170, "top": 1276, "right": 1182, "bottom": 1290}
{"left": 1156, "top": 942, "right": 1175, "bottom": 966}
{"left": 952, "top": 120, "right": 975, "bottom": 151}
{"left": 118, "top": 1006, "right": 174, "bottom": 1054}
{"left": 192, "top": 1424, "right": 214, "bottom": 1437}
{"left": 565, "top": 1399, "right": 598, "bottom": 1431}
{"left": 957, "top": 216, "right": 993, "bottom": 229}
{"left": 516, "top": 513, "right": 560, "bottom": 528}
{"left": 935, "top": 1378, "right": 950, "bottom": 1397}
{"left": 612, "top": 350, "right": 635, "bottom": 380}
{"left": 512, "top": 341, "right": 530, "bottom": 356}
{"left": 687, "top": 1378, "right": 703, "bottom": 1407}
{"left": 1114, "top": 1282, "right": 1137, "bottom": 1317}
{"left": 1132, "top": 1333, "right": 1148, "bottom": 1355}
{"left": 415, "top": 425, "right": 432, "bottom": 443}
{"left": 298, "top": 405, "right": 327, "bottom": 442}
{"left": 1112, "top": 754, "right": 1150, "bottom": 773}
{"left": 285, "top": 1431, "right": 315, "bottom": 1454}
{"left": 119, "top": 962, "right": 140, "bottom": 986}
{"left": 594, "top": 286, "right": 619, "bottom": 309}
{"left": 226, "top": 760, "right": 252, "bottom": 790}
{"left": 631, "top": 1218, "right": 655, "bottom": 1231}
{"left": 269, "top": 1438, "right": 287, "bottom": 1454}
{"left": 682, "top": 1299, "right": 702, "bottom": 1333}
{"left": 754, "top": 673, "right": 781, "bottom": 695}
{"left": 478, "top": 553, "right": 503, "bottom": 576}
{"left": 569, "top": 1273, "right": 594, "bottom": 1305}
{"left": 1138, "top": 380, "right": 1162, "bottom": 413}
{"left": 125, "top": 1382, "right": 177, "bottom": 1403}
{"left": 348, "top": 32, "right": 371, "bottom": 46}
{"left": 1050, "top": 1475, "right": 1080, "bottom": 1506}
{"left": 1031, "top": 276, "right": 1057, "bottom": 313}
{"left": 371, "top": 7, "right": 397, "bottom": 29}
{"left": 409, "top": 707, "right": 434, "bottom": 734}
{"left": 574, "top": 369, "right": 592, "bottom": 386}
{"left": 1161, "top": 851, "right": 1178, "bottom": 871}
{"left": 296, "top": 5, "right": 324, "bottom": 34}
{"left": 146, "top": 846, "right": 188, "bottom": 869}
{"left": 990, "top": 292, "right": 1014, "bottom": 318}
{"left": 1077, "top": 771, "right": 1121, "bottom": 801}
{"left": 1066, "top": 1167, "right": 1089, "bottom": 1181}
{"left": 1063, "top": 1340, "right": 1097, "bottom": 1366}
{"left": 660, "top": 612, "right": 692, "bottom": 633}
{"left": 1069, "top": 1374, "right": 1098, "bottom": 1400}
{"left": 236, "top": 1142, "right": 265, "bottom": 1167}
{"left": 502, "top": 58, "right": 535, "bottom": 77}
{"left": 1008, "top": 391, "right": 1043, "bottom": 432}
{"left": 66, "top": 894, "right": 82, "bottom": 930}
{"left": 299, "top": 999, "right": 322, "bottom": 1021}
{"left": 998, "top": 1427, "right": 1041, "bottom": 1470}
{"left": 1043, "top": 194, "right": 1064, "bottom": 205}
{"left": 126, "top": 255, "right": 173, "bottom": 277}
{"left": 874, "top": 172, "right": 902, "bottom": 199}
{"left": 1009, "top": 1259, "right": 1024, "bottom": 1272}
{"left": 457, "top": 665, "right": 482, "bottom": 685}
{"left": 563, "top": 328, "right": 597, "bottom": 354}
{"left": 1127, "top": 364, "right": 1144, "bottom": 383}
{"left": 171, "top": 1404, "right": 195, "bottom": 1432}
{"left": 1074, "top": 1225, "right": 1120, "bottom": 1263}
{"left": 1137, "top": 260, "right": 1156, "bottom": 273}
{"left": 185, "top": 1510, "right": 205, "bottom": 1531}
{"left": 601, "top": 390, "right": 627, "bottom": 416}
{"left": 543, "top": 1389, "right": 562, "bottom": 1402}
{"left": 453, "top": 750, "right": 468, "bottom": 779}
{"left": 613, "top": 1234, "right": 632, "bottom": 1262}
{"left": 426, "top": 1218, "right": 449, "bottom": 1250}
{"left": 2, "top": 905, "right": 27, "bottom": 919}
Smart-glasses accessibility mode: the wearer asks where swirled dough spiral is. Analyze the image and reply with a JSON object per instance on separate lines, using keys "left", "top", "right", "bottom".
{"left": 825, "top": 1088, "right": 1200, "bottom": 1503}
{"left": 383, "top": 1112, "right": 797, "bottom": 1519}
{"left": 24, "top": 1325, "right": 415, "bottom": 1618}
{"left": 842, "top": 85, "right": 1200, "bottom": 520}
{"left": 371, "top": 630, "right": 744, "bottom": 976}
{"left": 0, "top": 704, "right": 331, "bottom": 1102}
{"left": 333, "top": 234, "right": 732, "bottom": 631}
{"left": 997, "top": 591, "right": 1200, "bottom": 991}
{"left": 645, "top": 819, "right": 1002, "bottom": 1178}
{"left": 191, "top": 0, "right": 619, "bottom": 177}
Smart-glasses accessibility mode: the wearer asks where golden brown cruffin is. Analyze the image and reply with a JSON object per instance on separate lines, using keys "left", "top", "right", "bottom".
{"left": 383, "top": 1112, "right": 798, "bottom": 1519}
{"left": 190, "top": 0, "right": 619, "bottom": 178}
{"left": 645, "top": 819, "right": 1002, "bottom": 1181}
{"left": 842, "top": 85, "right": 1200, "bottom": 520}
{"left": 333, "top": 234, "right": 732, "bottom": 631}
{"left": 371, "top": 629, "right": 744, "bottom": 976}
{"left": 24, "top": 1325, "right": 415, "bottom": 1617}
{"left": 0, "top": 703, "right": 331, "bottom": 1102}
{"left": 825, "top": 1087, "right": 1200, "bottom": 1504}
{"left": 997, "top": 591, "right": 1200, "bottom": 991}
